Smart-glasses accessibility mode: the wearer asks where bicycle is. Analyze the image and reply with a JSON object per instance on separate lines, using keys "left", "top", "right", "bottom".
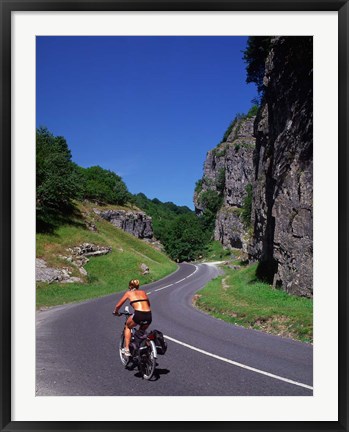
{"left": 115, "top": 307, "right": 158, "bottom": 380}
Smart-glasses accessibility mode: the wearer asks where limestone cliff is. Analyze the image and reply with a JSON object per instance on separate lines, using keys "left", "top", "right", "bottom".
{"left": 194, "top": 36, "right": 313, "bottom": 298}
{"left": 194, "top": 114, "right": 255, "bottom": 251}
{"left": 250, "top": 36, "right": 313, "bottom": 297}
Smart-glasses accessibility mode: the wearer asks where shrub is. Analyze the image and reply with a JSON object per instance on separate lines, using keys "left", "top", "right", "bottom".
{"left": 215, "top": 147, "right": 227, "bottom": 158}
{"left": 246, "top": 105, "right": 259, "bottom": 117}
{"left": 221, "top": 114, "right": 244, "bottom": 143}
{"left": 243, "top": 37, "right": 273, "bottom": 94}
{"left": 199, "top": 190, "right": 223, "bottom": 214}
{"left": 232, "top": 207, "right": 243, "bottom": 216}
{"left": 195, "top": 178, "right": 203, "bottom": 194}
{"left": 216, "top": 168, "right": 226, "bottom": 194}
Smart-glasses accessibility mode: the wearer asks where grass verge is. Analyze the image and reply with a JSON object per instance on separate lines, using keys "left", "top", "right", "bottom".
{"left": 199, "top": 241, "right": 248, "bottom": 265}
{"left": 194, "top": 263, "right": 313, "bottom": 343}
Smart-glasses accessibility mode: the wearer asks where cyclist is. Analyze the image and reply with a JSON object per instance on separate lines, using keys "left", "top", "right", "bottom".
{"left": 113, "top": 279, "right": 152, "bottom": 356}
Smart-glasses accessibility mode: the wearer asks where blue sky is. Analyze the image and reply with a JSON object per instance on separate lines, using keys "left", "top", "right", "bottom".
{"left": 36, "top": 36, "right": 257, "bottom": 209}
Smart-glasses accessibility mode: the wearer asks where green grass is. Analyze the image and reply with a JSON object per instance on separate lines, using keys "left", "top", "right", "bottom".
{"left": 201, "top": 241, "right": 232, "bottom": 261}
{"left": 36, "top": 202, "right": 177, "bottom": 308}
{"left": 195, "top": 263, "right": 313, "bottom": 343}
{"left": 200, "top": 241, "right": 248, "bottom": 265}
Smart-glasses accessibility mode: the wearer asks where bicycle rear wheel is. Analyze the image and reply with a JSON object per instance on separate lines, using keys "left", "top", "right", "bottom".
{"left": 139, "top": 341, "right": 156, "bottom": 380}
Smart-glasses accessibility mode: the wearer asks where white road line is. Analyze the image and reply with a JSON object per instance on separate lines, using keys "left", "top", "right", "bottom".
{"left": 153, "top": 284, "right": 173, "bottom": 292}
{"left": 174, "top": 278, "right": 187, "bottom": 284}
{"left": 164, "top": 335, "right": 313, "bottom": 391}
{"left": 147, "top": 265, "right": 199, "bottom": 295}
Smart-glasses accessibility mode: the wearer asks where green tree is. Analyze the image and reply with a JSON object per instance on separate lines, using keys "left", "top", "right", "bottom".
{"left": 164, "top": 213, "right": 208, "bottom": 261}
{"left": 200, "top": 208, "right": 217, "bottom": 233}
{"left": 36, "top": 127, "right": 80, "bottom": 230}
{"left": 196, "top": 189, "right": 223, "bottom": 233}
{"left": 199, "top": 189, "right": 223, "bottom": 214}
{"left": 243, "top": 37, "right": 272, "bottom": 94}
{"left": 133, "top": 193, "right": 193, "bottom": 245}
{"left": 79, "top": 165, "right": 131, "bottom": 205}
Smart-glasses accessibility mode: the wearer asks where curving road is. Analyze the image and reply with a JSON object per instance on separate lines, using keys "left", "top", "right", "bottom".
{"left": 36, "top": 263, "right": 313, "bottom": 396}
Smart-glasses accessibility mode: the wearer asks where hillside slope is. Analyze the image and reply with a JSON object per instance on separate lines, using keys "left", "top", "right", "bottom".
{"left": 36, "top": 201, "right": 177, "bottom": 308}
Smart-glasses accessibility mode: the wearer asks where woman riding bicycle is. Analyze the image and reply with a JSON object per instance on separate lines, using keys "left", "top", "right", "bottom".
{"left": 113, "top": 279, "right": 152, "bottom": 357}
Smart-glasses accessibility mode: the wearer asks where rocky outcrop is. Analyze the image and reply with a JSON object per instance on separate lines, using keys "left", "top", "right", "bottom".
{"left": 36, "top": 258, "right": 83, "bottom": 284}
{"left": 140, "top": 263, "right": 150, "bottom": 275}
{"left": 215, "top": 207, "right": 248, "bottom": 250}
{"left": 249, "top": 37, "right": 313, "bottom": 297}
{"left": 194, "top": 115, "right": 255, "bottom": 251}
{"left": 94, "top": 209, "right": 154, "bottom": 239}
{"left": 36, "top": 243, "right": 112, "bottom": 283}
{"left": 67, "top": 243, "right": 112, "bottom": 258}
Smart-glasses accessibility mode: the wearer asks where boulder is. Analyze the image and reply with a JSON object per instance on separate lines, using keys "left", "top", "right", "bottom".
{"left": 140, "top": 263, "right": 150, "bottom": 275}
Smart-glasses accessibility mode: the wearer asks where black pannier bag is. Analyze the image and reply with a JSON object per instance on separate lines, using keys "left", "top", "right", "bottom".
{"left": 151, "top": 329, "right": 167, "bottom": 355}
{"left": 130, "top": 329, "right": 147, "bottom": 356}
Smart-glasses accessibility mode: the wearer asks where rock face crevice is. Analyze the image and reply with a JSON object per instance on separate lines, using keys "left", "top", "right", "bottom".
{"left": 250, "top": 36, "right": 313, "bottom": 297}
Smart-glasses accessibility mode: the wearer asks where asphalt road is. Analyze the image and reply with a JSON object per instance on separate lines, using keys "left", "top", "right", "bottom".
{"left": 36, "top": 262, "right": 313, "bottom": 396}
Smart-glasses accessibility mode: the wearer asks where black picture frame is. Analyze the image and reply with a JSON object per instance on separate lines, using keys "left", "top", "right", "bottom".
{"left": 1, "top": 1, "right": 348, "bottom": 431}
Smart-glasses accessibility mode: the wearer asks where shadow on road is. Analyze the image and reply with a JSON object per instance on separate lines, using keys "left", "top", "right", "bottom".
{"left": 152, "top": 368, "right": 170, "bottom": 381}
{"left": 132, "top": 366, "right": 170, "bottom": 381}
{"left": 124, "top": 361, "right": 170, "bottom": 381}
